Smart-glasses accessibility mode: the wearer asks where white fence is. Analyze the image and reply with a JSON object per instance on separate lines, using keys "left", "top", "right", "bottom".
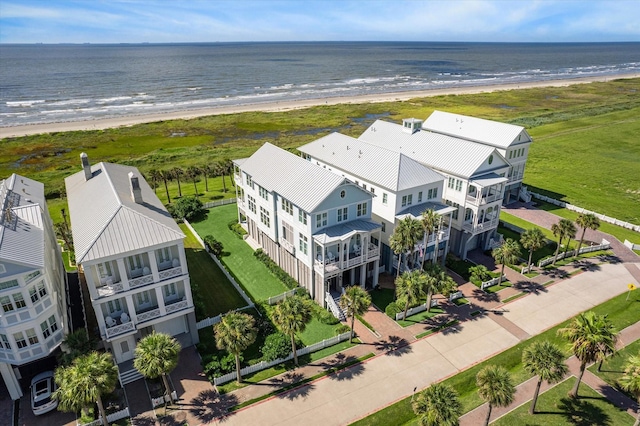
{"left": 203, "top": 198, "right": 237, "bottom": 209}
{"left": 449, "top": 291, "right": 464, "bottom": 302}
{"left": 213, "top": 332, "right": 352, "bottom": 386}
{"left": 481, "top": 275, "right": 507, "bottom": 290}
{"left": 624, "top": 240, "right": 640, "bottom": 251}
{"left": 80, "top": 407, "right": 130, "bottom": 426}
{"left": 267, "top": 288, "right": 299, "bottom": 305}
{"left": 530, "top": 192, "right": 640, "bottom": 233}
{"left": 538, "top": 240, "right": 611, "bottom": 268}
{"left": 196, "top": 314, "right": 222, "bottom": 329}
{"left": 151, "top": 391, "right": 179, "bottom": 408}
{"left": 395, "top": 299, "right": 439, "bottom": 321}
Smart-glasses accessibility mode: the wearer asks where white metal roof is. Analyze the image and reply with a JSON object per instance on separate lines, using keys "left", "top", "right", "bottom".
{"left": 313, "top": 219, "right": 381, "bottom": 244}
{"left": 395, "top": 201, "right": 457, "bottom": 221}
{"left": 358, "top": 119, "right": 498, "bottom": 178}
{"left": 234, "top": 143, "right": 353, "bottom": 213}
{"left": 0, "top": 174, "right": 46, "bottom": 268}
{"left": 422, "top": 110, "right": 530, "bottom": 149}
{"left": 65, "top": 162, "right": 185, "bottom": 264}
{"left": 470, "top": 173, "right": 509, "bottom": 188}
{"left": 299, "top": 133, "right": 445, "bottom": 192}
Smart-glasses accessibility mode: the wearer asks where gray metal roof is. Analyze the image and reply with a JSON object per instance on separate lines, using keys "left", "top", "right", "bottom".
{"left": 235, "top": 143, "right": 351, "bottom": 213}
{"left": 396, "top": 201, "right": 457, "bottom": 221}
{"left": 298, "top": 133, "right": 445, "bottom": 192}
{"left": 358, "top": 119, "right": 498, "bottom": 179}
{"left": 0, "top": 174, "right": 46, "bottom": 268}
{"left": 422, "top": 110, "right": 530, "bottom": 149}
{"left": 65, "top": 162, "right": 185, "bottom": 264}
{"left": 313, "top": 219, "right": 381, "bottom": 244}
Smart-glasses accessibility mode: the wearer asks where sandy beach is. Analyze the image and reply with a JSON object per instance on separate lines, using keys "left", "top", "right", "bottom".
{"left": 2, "top": 73, "right": 638, "bottom": 139}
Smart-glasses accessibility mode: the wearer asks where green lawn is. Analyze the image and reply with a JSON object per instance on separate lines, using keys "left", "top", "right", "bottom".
{"left": 190, "top": 204, "right": 288, "bottom": 301}
{"left": 351, "top": 290, "right": 640, "bottom": 425}
{"left": 61, "top": 251, "right": 77, "bottom": 272}
{"left": 588, "top": 338, "right": 640, "bottom": 401}
{"left": 396, "top": 306, "right": 445, "bottom": 328}
{"left": 179, "top": 224, "right": 248, "bottom": 317}
{"left": 493, "top": 378, "right": 635, "bottom": 426}
{"left": 370, "top": 288, "right": 395, "bottom": 312}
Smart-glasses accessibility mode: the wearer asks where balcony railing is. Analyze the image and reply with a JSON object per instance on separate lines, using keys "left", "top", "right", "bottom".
{"left": 462, "top": 218, "right": 499, "bottom": 234}
{"left": 367, "top": 247, "right": 379, "bottom": 259}
{"left": 280, "top": 238, "right": 295, "bottom": 254}
{"left": 105, "top": 321, "right": 135, "bottom": 339}
{"left": 165, "top": 299, "right": 189, "bottom": 314}
{"left": 96, "top": 282, "right": 124, "bottom": 297}
{"left": 465, "top": 192, "right": 502, "bottom": 206}
{"left": 158, "top": 266, "right": 182, "bottom": 281}
{"left": 136, "top": 308, "right": 161, "bottom": 323}
{"left": 129, "top": 274, "right": 154, "bottom": 289}
{"left": 507, "top": 172, "right": 524, "bottom": 183}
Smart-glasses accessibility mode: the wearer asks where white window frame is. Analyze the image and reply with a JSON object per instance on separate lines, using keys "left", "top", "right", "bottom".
{"left": 337, "top": 207, "right": 348, "bottom": 222}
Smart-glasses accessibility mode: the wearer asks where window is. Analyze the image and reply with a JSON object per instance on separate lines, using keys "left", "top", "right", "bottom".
{"left": 448, "top": 177, "right": 455, "bottom": 189}
{"left": 98, "top": 261, "right": 113, "bottom": 279}
{"left": 41, "top": 319, "right": 52, "bottom": 339}
{"left": 1, "top": 296, "right": 13, "bottom": 313}
{"left": 37, "top": 282, "right": 47, "bottom": 298}
{"left": 382, "top": 193, "right": 388, "bottom": 205}
{"left": 0, "top": 279, "right": 19, "bottom": 291}
{"left": 164, "top": 283, "right": 177, "bottom": 298}
{"left": 29, "top": 286, "right": 39, "bottom": 303}
{"left": 362, "top": 184, "right": 367, "bottom": 191}
{"left": 357, "top": 202, "right": 367, "bottom": 217}
{"left": 446, "top": 200, "right": 460, "bottom": 220}
{"left": 259, "top": 186, "right": 268, "bottom": 200}
{"left": 0, "top": 334, "right": 10, "bottom": 350}
{"left": 156, "top": 247, "right": 171, "bottom": 264}
{"left": 282, "top": 221, "right": 293, "bottom": 244}
{"left": 299, "top": 233, "right": 308, "bottom": 255}
{"left": 381, "top": 222, "right": 386, "bottom": 232}
{"left": 337, "top": 207, "right": 348, "bottom": 222}
{"left": 371, "top": 187, "right": 375, "bottom": 194}
{"left": 24, "top": 270, "right": 41, "bottom": 282}
{"left": 13, "top": 332, "right": 27, "bottom": 349}
{"left": 136, "top": 291, "right": 150, "bottom": 306}
{"left": 340, "top": 190, "right": 346, "bottom": 198}
{"left": 488, "top": 154, "right": 494, "bottom": 164}
{"left": 107, "top": 299, "right": 122, "bottom": 314}
{"left": 418, "top": 191, "right": 423, "bottom": 203}
{"left": 281, "top": 199, "right": 293, "bottom": 215}
{"left": 401, "top": 194, "right": 413, "bottom": 207}
{"left": 27, "top": 329, "right": 40, "bottom": 347}
{"left": 509, "top": 151, "right": 513, "bottom": 159}
{"left": 260, "top": 206, "right": 270, "bottom": 227}
{"left": 246, "top": 174, "right": 254, "bottom": 188}
{"left": 48, "top": 315, "right": 58, "bottom": 334}
{"left": 298, "top": 209, "right": 307, "bottom": 225}
{"left": 455, "top": 179, "right": 462, "bottom": 192}
{"left": 316, "top": 212, "right": 327, "bottom": 228}
{"left": 1, "top": 293, "right": 27, "bottom": 312}
{"left": 248, "top": 195, "right": 256, "bottom": 213}
{"left": 465, "top": 208, "right": 473, "bottom": 221}
{"left": 128, "top": 254, "right": 143, "bottom": 271}
{"left": 428, "top": 188, "right": 438, "bottom": 199}
{"left": 12, "top": 293, "right": 26, "bottom": 309}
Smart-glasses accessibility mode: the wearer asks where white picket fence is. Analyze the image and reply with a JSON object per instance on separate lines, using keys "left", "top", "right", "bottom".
{"left": 151, "top": 391, "right": 179, "bottom": 408}
{"left": 80, "top": 407, "right": 130, "bottom": 426}
{"left": 395, "top": 299, "right": 439, "bottom": 321}
{"left": 624, "top": 239, "right": 640, "bottom": 251}
{"left": 203, "top": 198, "right": 237, "bottom": 209}
{"left": 530, "top": 192, "right": 640, "bottom": 233}
{"left": 538, "top": 240, "right": 611, "bottom": 268}
{"left": 481, "top": 275, "right": 507, "bottom": 290}
{"left": 196, "top": 314, "right": 222, "bottom": 329}
{"left": 213, "top": 332, "right": 351, "bottom": 386}
{"left": 449, "top": 291, "right": 464, "bottom": 302}
{"left": 267, "top": 288, "right": 298, "bottom": 305}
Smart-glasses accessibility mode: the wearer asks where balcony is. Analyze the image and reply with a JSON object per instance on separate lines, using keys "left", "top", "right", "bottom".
{"left": 462, "top": 218, "right": 499, "bottom": 234}
{"left": 158, "top": 266, "right": 182, "bottom": 281}
{"left": 128, "top": 271, "right": 154, "bottom": 289}
{"left": 96, "top": 281, "right": 124, "bottom": 297}
{"left": 280, "top": 238, "right": 295, "bottom": 254}
{"left": 466, "top": 192, "right": 502, "bottom": 206}
{"left": 507, "top": 172, "right": 524, "bottom": 183}
{"left": 136, "top": 307, "right": 161, "bottom": 323}
{"left": 165, "top": 298, "right": 189, "bottom": 314}
{"left": 105, "top": 321, "right": 135, "bottom": 339}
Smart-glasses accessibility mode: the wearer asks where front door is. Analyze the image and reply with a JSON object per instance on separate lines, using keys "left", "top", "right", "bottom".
{"left": 113, "top": 335, "right": 136, "bottom": 363}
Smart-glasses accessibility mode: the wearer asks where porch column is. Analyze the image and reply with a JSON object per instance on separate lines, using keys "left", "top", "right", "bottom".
{"left": 124, "top": 294, "right": 137, "bottom": 324}
{"left": 155, "top": 286, "right": 167, "bottom": 316}
{"left": 373, "top": 259, "right": 379, "bottom": 287}
{"left": 360, "top": 265, "right": 366, "bottom": 288}
{"left": 350, "top": 268, "right": 355, "bottom": 286}
{"left": 0, "top": 362, "right": 22, "bottom": 400}
{"left": 116, "top": 258, "right": 130, "bottom": 291}
{"left": 148, "top": 250, "right": 160, "bottom": 283}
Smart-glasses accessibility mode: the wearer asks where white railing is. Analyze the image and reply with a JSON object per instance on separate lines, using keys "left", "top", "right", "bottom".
{"left": 347, "top": 255, "right": 363, "bottom": 267}
{"left": 165, "top": 299, "right": 189, "bottom": 314}
{"left": 151, "top": 391, "right": 178, "bottom": 408}
{"left": 466, "top": 192, "right": 502, "bottom": 206}
{"left": 538, "top": 240, "right": 611, "bottom": 268}
{"left": 136, "top": 308, "right": 161, "bottom": 323}
{"left": 213, "top": 332, "right": 351, "bottom": 386}
{"left": 203, "top": 198, "right": 237, "bottom": 209}
{"left": 624, "top": 240, "right": 640, "bottom": 251}
{"left": 158, "top": 266, "right": 182, "bottom": 281}
{"left": 128, "top": 274, "right": 154, "bottom": 289}
{"left": 196, "top": 314, "right": 222, "bottom": 330}
{"left": 367, "top": 247, "right": 380, "bottom": 259}
{"left": 449, "top": 291, "right": 463, "bottom": 302}
{"left": 463, "top": 218, "right": 499, "bottom": 234}
{"left": 395, "top": 299, "right": 439, "bottom": 321}
{"left": 105, "top": 321, "right": 135, "bottom": 338}
{"left": 530, "top": 192, "right": 640, "bottom": 233}
{"left": 521, "top": 264, "right": 534, "bottom": 275}
{"left": 280, "top": 238, "right": 295, "bottom": 254}
{"left": 96, "top": 282, "right": 124, "bottom": 297}
{"left": 508, "top": 172, "right": 524, "bottom": 183}
{"left": 325, "top": 294, "right": 345, "bottom": 321}
{"left": 481, "top": 275, "right": 507, "bottom": 290}
{"left": 267, "top": 288, "right": 298, "bottom": 305}
{"left": 80, "top": 407, "right": 130, "bottom": 426}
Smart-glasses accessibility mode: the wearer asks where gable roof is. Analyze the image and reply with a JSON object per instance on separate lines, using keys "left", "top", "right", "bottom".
{"left": 65, "top": 162, "right": 184, "bottom": 264}
{"left": 0, "top": 174, "right": 46, "bottom": 268}
{"left": 234, "top": 143, "right": 357, "bottom": 213}
{"left": 298, "top": 133, "right": 444, "bottom": 192}
{"left": 358, "top": 119, "right": 499, "bottom": 179}
{"left": 422, "top": 110, "right": 530, "bottom": 149}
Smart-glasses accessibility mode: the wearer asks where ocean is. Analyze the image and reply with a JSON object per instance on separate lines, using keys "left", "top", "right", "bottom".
{"left": 1, "top": 42, "right": 639, "bottom": 128}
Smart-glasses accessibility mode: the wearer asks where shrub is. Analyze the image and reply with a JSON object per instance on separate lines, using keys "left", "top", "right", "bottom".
{"left": 315, "top": 307, "right": 340, "bottom": 325}
{"left": 253, "top": 249, "right": 299, "bottom": 290}
{"left": 385, "top": 301, "right": 402, "bottom": 319}
{"left": 335, "top": 324, "right": 351, "bottom": 335}
{"left": 227, "top": 220, "right": 247, "bottom": 239}
{"left": 203, "top": 234, "right": 224, "bottom": 256}
{"left": 261, "top": 332, "right": 295, "bottom": 362}
{"left": 170, "top": 196, "right": 204, "bottom": 221}
{"left": 203, "top": 353, "right": 242, "bottom": 379}
{"left": 469, "top": 265, "right": 492, "bottom": 284}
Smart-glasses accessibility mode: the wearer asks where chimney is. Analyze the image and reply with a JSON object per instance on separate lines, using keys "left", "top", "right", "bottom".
{"left": 402, "top": 118, "right": 423, "bottom": 134}
{"left": 80, "top": 152, "right": 92, "bottom": 180}
{"left": 128, "top": 172, "right": 143, "bottom": 204}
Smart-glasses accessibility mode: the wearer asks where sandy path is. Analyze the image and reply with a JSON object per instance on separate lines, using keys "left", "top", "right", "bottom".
{"left": 1, "top": 73, "right": 638, "bottom": 139}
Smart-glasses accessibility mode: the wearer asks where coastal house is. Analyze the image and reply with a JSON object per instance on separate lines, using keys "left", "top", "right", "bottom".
{"left": 65, "top": 154, "right": 198, "bottom": 366}
{"left": 298, "top": 133, "right": 456, "bottom": 274}
{"left": 233, "top": 143, "right": 381, "bottom": 316}
{"left": 358, "top": 114, "right": 511, "bottom": 259}
{"left": 0, "top": 174, "right": 69, "bottom": 400}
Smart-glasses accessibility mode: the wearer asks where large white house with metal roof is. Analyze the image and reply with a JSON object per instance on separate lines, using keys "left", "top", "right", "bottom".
{"left": 299, "top": 133, "right": 456, "bottom": 273}
{"left": 0, "top": 174, "right": 69, "bottom": 400}
{"left": 422, "top": 110, "right": 533, "bottom": 204}
{"left": 65, "top": 154, "right": 198, "bottom": 365}
{"left": 358, "top": 114, "right": 512, "bottom": 258}
{"left": 233, "top": 143, "right": 381, "bottom": 313}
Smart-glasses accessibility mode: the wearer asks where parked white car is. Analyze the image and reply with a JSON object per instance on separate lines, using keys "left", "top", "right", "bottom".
{"left": 30, "top": 371, "right": 58, "bottom": 415}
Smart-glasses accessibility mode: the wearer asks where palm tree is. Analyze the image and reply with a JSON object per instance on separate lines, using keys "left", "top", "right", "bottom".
{"left": 148, "top": 168, "right": 162, "bottom": 194}
{"left": 340, "top": 286, "right": 371, "bottom": 343}
{"left": 390, "top": 217, "right": 424, "bottom": 277}
{"left": 491, "top": 238, "right": 521, "bottom": 286}
{"left": 60, "top": 329, "right": 94, "bottom": 366}
{"left": 558, "top": 311, "right": 618, "bottom": 398}
{"left": 522, "top": 340, "right": 568, "bottom": 414}
{"left": 201, "top": 164, "right": 212, "bottom": 192}
{"left": 476, "top": 365, "right": 515, "bottom": 426}
{"left": 271, "top": 295, "right": 313, "bottom": 366}
{"left": 171, "top": 167, "right": 184, "bottom": 197}
{"left": 215, "top": 161, "right": 228, "bottom": 193}
{"left": 53, "top": 351, "right": 118, "bottom": 426}
{"left": 619, "top": 353, "right": 640, "bottom": 426}
{"left": 186, "top": 166, "right": 201, "bottom": 197}
{"left": 214, "top": 311, "right": 258, "bottom": 383}
{"left": 133, "top": 332, "right": 181, "bottom": 404}
{"left": 551, "top": 218, "right": 576, "bottom": 264}
{"left": 520, "top": 227, "right": 546, "bottom": 269}
{"left": 395, "top": 270, "right": 427, "bottom": 320}
{"left": 424, "top": 264, "right": 457, "bottom": 313}
{"left": 574, "top": 213, "right": 600, "bottom": 258}
{"left": 420, "top": 209, "right": 439, "bottom": 269}
{"left": 223, "top": 158, "right": 235, "bottom": 188}
{"left": 159, "top": 169, "right": 172, "bottom": 203}
{"left": 412, "top": 382, "right": 462, "bottom": 426}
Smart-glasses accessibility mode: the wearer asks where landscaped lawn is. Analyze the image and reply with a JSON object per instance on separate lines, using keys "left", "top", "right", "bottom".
{"left": 190, "top": 204, "right": 288, "bottom": 301}
{"left": 370, "top": 288, "right": 395, "bottom": 312}
{"left": 493, "top": 378, "right": 635, "bottom": 426}
{"left": 589, "top": 338, "right": 640, "bottom": 401}
{"left": 500, "top": 211, "right": 576, "bottom": 251}
{"left": 396, "top": 306, "right": 444, "bottom": 328}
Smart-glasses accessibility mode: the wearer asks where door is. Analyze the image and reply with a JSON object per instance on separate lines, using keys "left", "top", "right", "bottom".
{"left": 113, "top": 335, "right": 136, "bottom": 363}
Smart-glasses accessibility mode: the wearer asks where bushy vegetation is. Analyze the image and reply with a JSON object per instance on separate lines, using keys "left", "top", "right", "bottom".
{"left": 261, "top": 332, "right": 300, "bottom": 362}
{"left": 385, "top": 301, "right": 402, "bottom": 319}
{"left": 203, "top": 234, "right": 224, "bottom": 256}
{"left": 168, "top": 196, "right": 205, "bottom": 221}
{"left": 227, "top": 220, "right": 248, "bottom": 239}
{"left": 253, "top": 249, "right": 299, "bottom": 290}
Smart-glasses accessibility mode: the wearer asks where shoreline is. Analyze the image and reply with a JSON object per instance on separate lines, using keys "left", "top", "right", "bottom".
{"left": 2, "top": 73, "right": 639, "bottom": 139}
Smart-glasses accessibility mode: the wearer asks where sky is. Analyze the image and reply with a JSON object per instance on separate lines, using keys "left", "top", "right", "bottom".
{"left": 1, "top": 0, "right": 639, "bottom": 44}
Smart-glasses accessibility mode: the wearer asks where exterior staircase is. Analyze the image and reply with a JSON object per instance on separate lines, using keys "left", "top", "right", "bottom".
{"left": 119, "top": 366, "right": 144, "bottom": 386}
{"left": 325, "top": 294, "right": 347, "bottom": 321}
{"left": 519, "top": 185, "right": 532, "bottom": 203}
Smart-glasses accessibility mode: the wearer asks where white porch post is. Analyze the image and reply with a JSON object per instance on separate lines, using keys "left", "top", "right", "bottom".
{"left": 0, "top": 362, "right": 22, "bottom": 400}
{"left": 116, "top": 258, "right": 130, "bottom": 291}
{"left": 373, "top": 259, "right": 379, "bottom": 287}
{"left": 124, "top": 294, "right": 137, "bottom": 324}
{"left": 148, "top": 250, "right": 160, "bottom": 282}
{"left": 155, "top": 286, "right": 167, "bottom": 316}
{"left": 360, "top": 265, "right": 366, "bottom": 288}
